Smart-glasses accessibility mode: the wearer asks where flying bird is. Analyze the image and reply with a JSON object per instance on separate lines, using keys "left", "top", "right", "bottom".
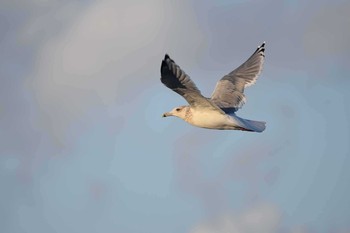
{"left": 161, "top": 42, "right": 266, "bottom": 132}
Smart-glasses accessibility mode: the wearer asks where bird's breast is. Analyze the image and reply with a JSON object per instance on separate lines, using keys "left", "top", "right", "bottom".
{"left": 186, "top": 109, "right": 234, "bottom": 129}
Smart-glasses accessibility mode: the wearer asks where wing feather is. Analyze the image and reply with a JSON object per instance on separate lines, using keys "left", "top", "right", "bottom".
{"left": 161, "top": 54, "right": 223, "bottom": 112}
{"left": 211, "top": 42, "right": 265, "bottom": 113}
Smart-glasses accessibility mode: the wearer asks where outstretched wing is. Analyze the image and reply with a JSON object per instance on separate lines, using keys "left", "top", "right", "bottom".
{"left": 161, "top": 54, "right": 222, "bottom": 111}
{"left": 210, "top": 42, "right": 265, "bottom": 113}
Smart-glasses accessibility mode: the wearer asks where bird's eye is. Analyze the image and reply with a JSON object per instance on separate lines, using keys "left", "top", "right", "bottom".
{"left": 176, "top": 108, "right": 180, "bottom": 111}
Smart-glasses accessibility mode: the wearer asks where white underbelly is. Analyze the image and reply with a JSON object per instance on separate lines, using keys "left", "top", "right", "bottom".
{"left": 187, "top": 110, "right": 234, "bottom": 129}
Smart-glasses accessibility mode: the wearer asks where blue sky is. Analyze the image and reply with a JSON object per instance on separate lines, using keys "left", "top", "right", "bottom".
{"left": 1, "top": 0, "right": 350, "bottom": 233}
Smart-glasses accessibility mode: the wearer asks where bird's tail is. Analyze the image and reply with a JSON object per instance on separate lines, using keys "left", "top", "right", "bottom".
{"left": 230, "top": 114, "right": 266, "bottom": 132}
{"left": 243, "top": 119, "right": 266, "bottom": 132}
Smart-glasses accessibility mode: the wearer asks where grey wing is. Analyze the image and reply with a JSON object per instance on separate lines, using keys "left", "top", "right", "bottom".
{"left": 161, "top": 54, "right": 222, "bottom": 111}
{"left": 210, "top": 42, "right": 265, "bottom": 113}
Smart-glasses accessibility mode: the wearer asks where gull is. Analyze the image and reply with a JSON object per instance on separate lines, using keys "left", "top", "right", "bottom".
{"left": 161, "top": 42, "right": 266, "bottom": 132}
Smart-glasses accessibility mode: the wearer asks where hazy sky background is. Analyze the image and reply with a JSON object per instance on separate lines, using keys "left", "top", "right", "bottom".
{"left": 1, "top": 0, "right": 350, "bottom": 233}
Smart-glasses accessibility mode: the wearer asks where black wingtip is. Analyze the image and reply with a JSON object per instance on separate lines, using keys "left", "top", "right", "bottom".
{"left": 163, "top": 53, "right": 175, "bottom": 64}
{"left": 161, "top": 53, "right": 174, "bottom": 75}
{"left": 161, "top": 59, "right": 168, "bottom": 73}
{"left": 257, "top": 41, "right": 265, "bottom": 49}
{"left": 161, "top": 54, "right": 170, "bottom": 71}
{"left": 255, "top": 42, "right": 265, "bottom": 55}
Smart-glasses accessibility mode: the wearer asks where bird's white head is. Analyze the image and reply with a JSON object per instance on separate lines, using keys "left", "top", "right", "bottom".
{"left": 162, "top": 106, "right": 189, "bottom": 120}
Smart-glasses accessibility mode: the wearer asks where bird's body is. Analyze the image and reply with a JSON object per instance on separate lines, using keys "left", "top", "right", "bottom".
{"left": 186, "top": 107, "right": 231, "bottom": 129}
{"left": 160, "top": 42, "right": 267, "bottom": 132}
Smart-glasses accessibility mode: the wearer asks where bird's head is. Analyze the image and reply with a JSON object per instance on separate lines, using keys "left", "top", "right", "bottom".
{"left": 162, "top": 106, "right": 189, "bottom": 119}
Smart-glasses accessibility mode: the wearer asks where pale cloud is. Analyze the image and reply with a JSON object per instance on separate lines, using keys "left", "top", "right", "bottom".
{"left": 189, "top": 203, "right": 347, "bottom": 233}
{"left": 27, "top": 0, "right": 205, "bottom": 144}
{"left": 190, "top": 202, "right": 350, "bottom": 233}
{"left": 190, "top": 203, "right": 281, "bottom": 233}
